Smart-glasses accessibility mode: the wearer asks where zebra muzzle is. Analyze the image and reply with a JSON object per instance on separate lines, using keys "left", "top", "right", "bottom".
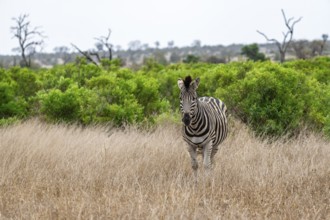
{"left": 182, "top": 113, "right": 191, "bottom": 126}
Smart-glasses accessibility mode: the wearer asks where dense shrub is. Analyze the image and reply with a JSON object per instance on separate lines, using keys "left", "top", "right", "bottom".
{"left": 0, "top": 81, "right": 28, "bottom": 118}
{"left": 0, "top": 57, "right": 329, "bottom": 138}
{"left": 216, "top": 63, "right": 308, "bottom": 136}
{"left": 86, "top": 71, "right": 169, "bottom": 125}
{"left": 37, "top": 86, "right": 83, "bottom": 122}
{"left": 9, "top": 67, "right": 41, "bottom": 98}
{"left": 0, "top": 68, "right": 30, "bottom": 119}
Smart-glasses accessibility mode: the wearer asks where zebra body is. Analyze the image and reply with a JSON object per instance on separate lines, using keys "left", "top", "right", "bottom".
{"left": 182, "top": 96, "right": 227, "bottom": 148}
{"left": 177, "top": 76, "right": 228, "bottom": 178}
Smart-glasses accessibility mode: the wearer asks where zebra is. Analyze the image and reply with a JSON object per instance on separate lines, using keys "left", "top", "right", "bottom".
{"left": 177, "top": 76, "right": 228, "bottom": 178}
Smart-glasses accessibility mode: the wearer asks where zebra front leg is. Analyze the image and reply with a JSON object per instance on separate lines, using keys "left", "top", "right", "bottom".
{"left": 210, "top": 146, "right": 218, "bottom": 168}
{"left": 203, "top": 141, "right": 213, "bottom": 172}
{"left": 187, "top": 145, "right": 198, "bottom": 181}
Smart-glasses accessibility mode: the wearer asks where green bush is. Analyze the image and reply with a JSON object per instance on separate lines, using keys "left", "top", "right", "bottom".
{"left": 1, "top": 57, "right": 329, "bottom": 137}
{"left": 37, "top": 85, "right": 93, "bottom": 123}
{"left": 9, "top": 67, "right": 41, "bottom": 98}
{"left": 216, "top": 62, "right": 309, "bottom": 136}
{"left": 86, "top": 71, "right": 169, "bottom": 125}
{"left": 0, "top": 81, "right": 28, "bottom": 118}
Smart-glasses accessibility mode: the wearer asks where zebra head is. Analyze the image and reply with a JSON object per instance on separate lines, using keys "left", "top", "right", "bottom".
{"left": 177, "top": 76, "right": 200, "bottom": 126}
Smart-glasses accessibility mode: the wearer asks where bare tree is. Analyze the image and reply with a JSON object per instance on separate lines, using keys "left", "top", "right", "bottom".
{"left": 257, "top": 9, "right": 302, "bottom": 63}
{"left": 11, "top": 14, "right": 45, "bottom": 67}
{"left": 71, "top": 43, "right": 99, "bottom": 65}
{"left": 128, "top": 40, "right": 142, "bottom": 51}
{"left": 94, "top": 29, "right": 113, "bottom": 60}
{"left": 71, "top": 29, "right": 113, "bottom": 66}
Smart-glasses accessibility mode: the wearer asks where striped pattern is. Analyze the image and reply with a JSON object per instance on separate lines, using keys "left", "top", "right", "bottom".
{"left": 178, "top": 76, "right": 228, "bottom": 176}
{"left": 183, "top": 97, "right": 228, "bottom": 148}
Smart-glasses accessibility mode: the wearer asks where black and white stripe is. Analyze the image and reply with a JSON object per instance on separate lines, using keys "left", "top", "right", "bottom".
{"left": 177, "top": 76, "right": 228, "bottom": 177}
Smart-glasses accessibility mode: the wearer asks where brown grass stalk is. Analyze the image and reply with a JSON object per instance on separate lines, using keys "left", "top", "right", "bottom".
{"left": 0, "top": 119, "right": 329, "bottom": 219}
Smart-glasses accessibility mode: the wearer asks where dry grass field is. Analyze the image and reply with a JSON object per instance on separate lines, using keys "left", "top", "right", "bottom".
{"left": 0, "top": 119, "right": 329, "bottom": 219}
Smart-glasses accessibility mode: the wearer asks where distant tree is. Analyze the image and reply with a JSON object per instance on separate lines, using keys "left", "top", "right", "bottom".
{"left": 320, "top": 34, "right": 328, "bottom": 55}
{"left": 11, "top": 14, "right": 45, "bottom": 67}
{"left": 183, "top": 54, "right": 199, "bottom": 63}
{"left": 53, "top": 46, "right": 71, "bottom": 64}
{"left": 291, "top": 36, "right": 328, "bottom": 59}
{"left": 205, "top": 56, "right": 226, "bottom": 64}
{"left": 291, "top": 40, "right": 310, "bottom": 59}
{"left": 153, "top": 51, "right": 168, "bottom": 65}
{"left": 191, "top": 40, "right": 201, "bottom": 48}
{"left": 169, "top": 52, "right": 181, "bottom": 63}
{"left": 128, "top": 40, "right": 142, "bottom": 51}
{"left": 154, "top": 41, "right": 160, "bottom": 49}
{"left": 142, "top": 43, "right": 149, "bottom": 50}
{"left": 115, "top": 45, "right": 122, "bottom": 51}
{"left": 95, "top": 42, "right": 104, "bottom": 52}
{"left": 257, "top": 9, "right": 302, "bottom": 63}
{"left": 167, "top": 40, "right": 175, "bottom": 48}
{"left": 241, "top": 44, "right": 266, "bottom": 61}
{"left": 310, "top": 40, "right": 324, "bottom": 57}
{"left": 53, "top": 46, "right": 69, "bottom": 54}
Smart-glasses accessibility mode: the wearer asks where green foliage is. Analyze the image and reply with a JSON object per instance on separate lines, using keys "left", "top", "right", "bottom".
{"left": 37, "top": 87, "right": 82, "bottom": 122}
{"left": 0, "top": 117, "right": 20, "bottom": 126}
{"left": 217, "top": 63, "right": 308, "bottom": 136}
{"left": 0, "top": 67, "right": 31, "bottom": 118}
{"left": 86, "top": 71, "right": 169, "bottom": 125}
{"left": 183, "top": 55, "right": 200, "bottom": 63}
{"left": 86, "top": 74, "right": 143, "bottom": 125}
{"left": 9, "top": 67, "right": 41, "bottom": 98}
{"left": 1, "top": 57, "right": 330, "bottom": 138}
{"left": 100, "top": 58, "right": 123, "bottom": 71}
{"left": 141, "top": 58, "right": 164, "bottom": 72}
{"left": 241, "top": 44, "right": 267, "bottom": 61}
{"left": 283, "top": 57, "right": 330, "bottom": 84}
{"left": 0, "top": 82, "right": 28, "bottom": 118}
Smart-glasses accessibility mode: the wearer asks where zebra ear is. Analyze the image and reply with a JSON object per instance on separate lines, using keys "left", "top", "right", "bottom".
{"left": 190, "top": 77, "right": 200, "bottom": 90}
{"left": 177, "top": 79, "right": 184, "bottom": 90}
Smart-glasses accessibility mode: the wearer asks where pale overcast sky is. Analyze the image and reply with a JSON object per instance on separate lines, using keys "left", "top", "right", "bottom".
{"left": 1, "top": 0, "right": 329, "bottom": 55}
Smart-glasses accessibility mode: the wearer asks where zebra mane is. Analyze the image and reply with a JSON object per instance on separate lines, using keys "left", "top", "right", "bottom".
{"left": 184, "top": 76, "right": 192, "bottom": 89}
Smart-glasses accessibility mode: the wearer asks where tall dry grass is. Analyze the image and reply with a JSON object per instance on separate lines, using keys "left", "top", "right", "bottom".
{"left": 0, "top": 119, "right": 329, "bottom": 219}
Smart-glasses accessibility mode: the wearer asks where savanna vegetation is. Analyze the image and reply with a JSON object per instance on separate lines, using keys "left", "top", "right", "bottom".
{"left": 1, "top": 57, "right": 330, "bottom": 219}
{"left": 1, "top": 56, "right": 330, "bottom": 137}
{"left": 0, "top": 119, "right": 329, "bottom": 219}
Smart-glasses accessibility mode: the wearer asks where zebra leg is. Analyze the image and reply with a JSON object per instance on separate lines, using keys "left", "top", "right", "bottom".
{"left": 203, "top": 141, "right": 213, "bottom": 171}
{"left": 187, "top": 145, "right": 198, "bottom": 180}
{"left": 210, "top": 146, "right": 218, "bottom": 168}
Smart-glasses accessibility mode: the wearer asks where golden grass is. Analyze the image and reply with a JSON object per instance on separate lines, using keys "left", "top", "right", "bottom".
{"left": 0, "top": 119, "right": 329, "bottom": 219}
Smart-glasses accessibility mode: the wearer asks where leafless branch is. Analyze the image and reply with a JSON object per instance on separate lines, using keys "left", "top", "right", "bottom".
{"left": 10, "top": 14, "right": 45, "bottom": 67}
{"left": 94, "top": 29, "right": 113, "bottom": 60}
{"left": 71, "top": 29, "right": 113, "bottom": 65}
{"left": 89, "top": 51, "right": 101, "bottom": 63}
{"left": 257, "top": 9, "right": 302, "bottom": 63}
{"left": 71, "top": 43, "right": 98, "bottom": 66}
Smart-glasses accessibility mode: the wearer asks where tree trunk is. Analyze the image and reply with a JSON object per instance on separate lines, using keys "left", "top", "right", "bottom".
{"left": 280, "top": 51, "right": 285, "bottom": 63}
